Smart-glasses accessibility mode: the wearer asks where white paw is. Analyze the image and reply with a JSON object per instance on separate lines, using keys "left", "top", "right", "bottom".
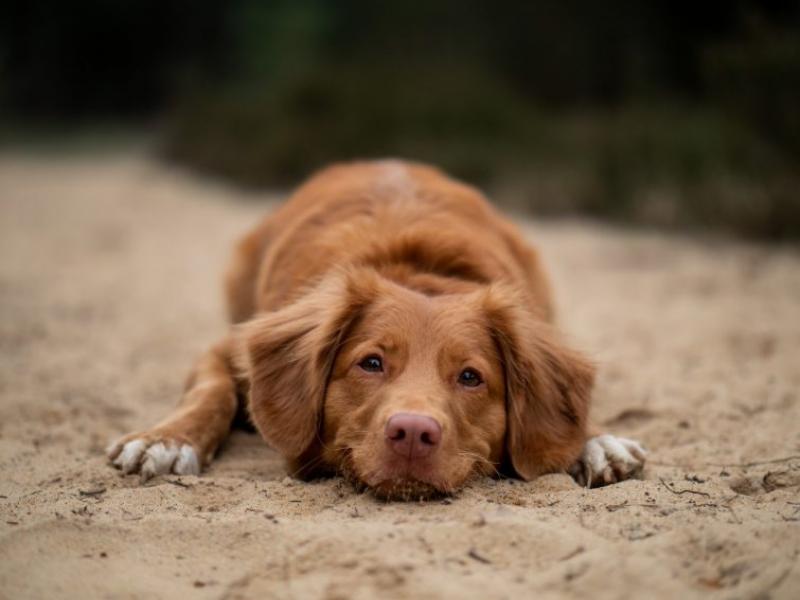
{"left": 107, "top": 437, "right": 200, "bottom": 481}
{"left": 569, "top": 434, "right": 646, "bottom": 488}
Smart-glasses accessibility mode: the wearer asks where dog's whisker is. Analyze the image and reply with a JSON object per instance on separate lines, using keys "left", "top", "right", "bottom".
{"left": 457, "top": 450, "right": 502, "bottom": 479}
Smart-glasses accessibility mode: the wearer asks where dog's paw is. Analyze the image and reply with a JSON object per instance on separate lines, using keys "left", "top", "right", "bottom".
{"left": 569, "top": 434, "right": 646, "bottom": 488}
{"left": 106, "top": 433, "right": 200, "bottom": 482}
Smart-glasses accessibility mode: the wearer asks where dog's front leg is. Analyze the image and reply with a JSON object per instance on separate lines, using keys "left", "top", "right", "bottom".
{"left": 568, "top": 434, "right": 647, "bottom": 488}
{"left": 107, "top": 336, "right": 241, "bottom": 481}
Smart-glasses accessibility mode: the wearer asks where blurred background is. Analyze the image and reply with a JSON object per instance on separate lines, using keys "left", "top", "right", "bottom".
{"left": 2, "top": 0, "right": 799, "bottom": 239}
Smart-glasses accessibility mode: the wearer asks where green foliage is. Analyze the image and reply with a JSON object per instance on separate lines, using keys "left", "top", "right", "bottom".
{"left": 162, "top": 65, "right": 539, "bottom": 185}
{"left": 164, "top": 82, "right": 800, "bottom": 239}
{"left": 156, "top": 0, "right": 800, "bottom": 240}
{"left": 3, "top": 1, "right": 798, "bottom": 238}
{"left": 704, "top": 26, "right": 800, "bottom": 155}
{"left": 511, "top": 108, "right": 800, "bottom": 239}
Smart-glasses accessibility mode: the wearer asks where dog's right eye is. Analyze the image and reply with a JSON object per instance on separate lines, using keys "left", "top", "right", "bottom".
{"left": 358, "top": 355, "right": 383, "bottom": 373}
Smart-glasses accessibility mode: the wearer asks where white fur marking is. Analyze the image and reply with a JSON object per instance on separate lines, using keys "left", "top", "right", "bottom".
{"left": 115, "top": 439, "right": 146, "bottom": 474}
{"left": 109, "top": 438, "right": 201, "bottom": 480}
{"left": 106, "top": 439, "right": 122, "bottom": 459}
{"left": 377, "top": 161, "right": 415, "bottom": 197}
{"left": 140, "top": 442, "right": 180, "bottom": 481}
{"left": 571, "top": 435, "right": 647, "bottom": 488}
{"left": 174, "top": 445, "right": 200, "bottom": 475}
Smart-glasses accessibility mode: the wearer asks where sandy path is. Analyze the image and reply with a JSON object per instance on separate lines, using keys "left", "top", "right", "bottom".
{"left": 0, "top": 152, "right": 798, "bottom": 599}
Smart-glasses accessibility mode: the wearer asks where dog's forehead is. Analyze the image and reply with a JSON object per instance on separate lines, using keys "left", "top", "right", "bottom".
{"left": 360, "top": 290, "right": 489, "bottom": 345}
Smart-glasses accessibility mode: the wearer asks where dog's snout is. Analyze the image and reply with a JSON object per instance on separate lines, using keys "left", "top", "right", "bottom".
{"left": 385, "top": 413, "right": 442, "bottom": 459}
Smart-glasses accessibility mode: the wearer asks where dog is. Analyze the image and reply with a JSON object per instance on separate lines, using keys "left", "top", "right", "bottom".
{"left": 107, "top": 160, "right": 646, "bottom": 498}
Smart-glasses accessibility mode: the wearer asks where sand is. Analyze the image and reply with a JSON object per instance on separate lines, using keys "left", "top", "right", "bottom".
{"left": 0, "top": 151, "right": 798, "bottom": 599}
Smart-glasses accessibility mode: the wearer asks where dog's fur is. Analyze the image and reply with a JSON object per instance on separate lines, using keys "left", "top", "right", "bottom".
{"left": 108, "top": 160, "right": 645, "bottom": 497}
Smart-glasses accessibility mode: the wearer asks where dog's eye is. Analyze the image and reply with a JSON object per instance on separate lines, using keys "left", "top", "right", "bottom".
{"left": 358, "top": 355, "right": 383, "bottom": 373}
{"left": 458, "top": 368, "right": 483, "bottom": 387}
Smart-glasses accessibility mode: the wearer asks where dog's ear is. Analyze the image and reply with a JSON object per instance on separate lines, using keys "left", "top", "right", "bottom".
{"left": 484, "top": 286, "right": 593, "bottom": 480}
{"left": 238, "top": 268, "right": 378, "bottom": 475}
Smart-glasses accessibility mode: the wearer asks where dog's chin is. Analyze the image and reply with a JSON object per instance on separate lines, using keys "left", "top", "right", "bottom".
{"left": 368, "top": 477, "right": 446, "bottom": 501}
{"left": 338, "top": 446, "right": 481, "bottom": 501}
{"left": 339, "top": 455, "right": 451, "bottom": 501}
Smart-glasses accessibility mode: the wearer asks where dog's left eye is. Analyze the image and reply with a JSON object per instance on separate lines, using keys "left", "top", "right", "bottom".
{"left": 458, "top": 368, "right": 483, "bottom": 387}
{"left": 358, "top": 355, "right": 384, "bottom": 373}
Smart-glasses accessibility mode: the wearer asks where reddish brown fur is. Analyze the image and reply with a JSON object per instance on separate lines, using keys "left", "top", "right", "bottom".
{"left": 115, "top": 160, "right": 596, "bottom": 498}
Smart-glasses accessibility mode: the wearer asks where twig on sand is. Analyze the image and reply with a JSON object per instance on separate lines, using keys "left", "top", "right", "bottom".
{"left": 467, "top": 548, "right": 492, "bottom": 564}
{"left": 165, "top": 478, "right": 192, "bottom": 488}
{"left": 605, "top": 502, "right": 662, "bottom": 512}
{"left": 559, "top": 546, "right": 585, "bottom": 561}
{"left": 659, "top": 478, "right": 711, "bottom": 497}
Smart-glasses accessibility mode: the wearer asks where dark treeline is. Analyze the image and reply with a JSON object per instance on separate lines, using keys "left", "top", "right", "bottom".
{"left": 2, "top": 1, "right": 799, "bottom": 238}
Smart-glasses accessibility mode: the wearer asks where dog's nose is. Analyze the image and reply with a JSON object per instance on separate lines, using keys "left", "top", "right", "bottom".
{"left": 384, "top": 413, "right": 442, "bottom": 459}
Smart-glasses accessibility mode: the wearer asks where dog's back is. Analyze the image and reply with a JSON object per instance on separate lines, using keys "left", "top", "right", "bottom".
{"left": 225, "top": 160, "right": 554, "bottom": 322}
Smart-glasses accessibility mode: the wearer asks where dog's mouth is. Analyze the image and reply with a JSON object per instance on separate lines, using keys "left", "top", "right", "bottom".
{"left": 339, "top": 449, "right": 452, "bottom": 501}
{"left": 368, "top": 477, "right": 446, "bottom": 501}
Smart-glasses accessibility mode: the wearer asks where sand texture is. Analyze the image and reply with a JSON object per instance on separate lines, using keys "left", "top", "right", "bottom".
{"left": 1, "top": 152, "right": 799, "bottom": 599}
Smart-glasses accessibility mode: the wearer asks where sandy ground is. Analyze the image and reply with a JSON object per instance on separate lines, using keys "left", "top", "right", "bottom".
{"left": 0, "top": 151, "right": 799, "bottom": 600}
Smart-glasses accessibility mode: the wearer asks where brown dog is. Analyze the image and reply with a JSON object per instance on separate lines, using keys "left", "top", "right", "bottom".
{"left": 107, "top": 160, "right": 645, "bottom": 498}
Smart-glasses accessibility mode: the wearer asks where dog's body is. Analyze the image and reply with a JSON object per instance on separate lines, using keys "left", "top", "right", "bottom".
{"left": 108, "top": 161, "right": 645, "bottom": 497}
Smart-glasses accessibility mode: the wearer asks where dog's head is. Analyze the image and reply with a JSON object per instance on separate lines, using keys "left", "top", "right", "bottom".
{"left": 240, "top": 267, "right": 592, "bottom": 499}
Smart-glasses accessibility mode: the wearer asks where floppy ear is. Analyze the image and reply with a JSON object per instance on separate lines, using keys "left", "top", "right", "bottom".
{"left": 238, "top": 268, "right": 377, "bottom": 474}
{"left": 485, "top": 287, "right": 594, "bottom": 480}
